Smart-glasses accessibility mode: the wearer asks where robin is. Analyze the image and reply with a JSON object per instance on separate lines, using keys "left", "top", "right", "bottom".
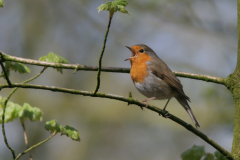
{"left": 125, "top": 44, "right": 200, "bottom": 128}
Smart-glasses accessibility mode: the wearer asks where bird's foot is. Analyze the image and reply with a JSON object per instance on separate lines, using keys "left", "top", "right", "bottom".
{"left": 139, "top": 102, "right": 148, "bottom": 110}
{"left": 141, "top": 97, "right": 156, "bottom": 109}
{"left": 160, "top": 110, "right": 171, "bottom": 118}
{"left": 142, "top": 101, "right": 149, "bottom": 108}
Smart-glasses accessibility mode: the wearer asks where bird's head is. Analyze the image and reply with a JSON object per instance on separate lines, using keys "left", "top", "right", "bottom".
{"left": 125, "top": 44, "right": 158, "bottom": 65}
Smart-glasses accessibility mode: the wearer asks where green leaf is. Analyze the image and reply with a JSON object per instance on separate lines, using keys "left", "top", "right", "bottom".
{"left": 39, "top": 52, "right": 69, "bottom": 74}
{"left": 117, "top": 5, "right": 129, "bottom": 14}
{"left": 45, "top": 120, "right": 80, "bottom": 141}
{"left": 97, "top": 4, "right": 108, "bottom": 13}
{"left": 0, "top": 100, "right": 43, "bottom": 123}
{"left": 61, "top": 124, "right": 80, "bottom": 141}
{"left": 203, "top": 153, "right": 215, "bottom": 160}
{"left": 18, "top": 103, "right": 43, "bottom": 122}
{"left": 214, "top": 151, "right": 227, "bottom": 160}
{"left": 181, "top": 145, "right": 205, "bottom": 160}
{"left": 0, "top": 95, "right": 5, "bottom": 110}
{"left": 45, "top": 119, "right": 63, "bottom": 133}
{"left": 97, "top": 0, "right": 129, "bottom": 17}
{"left": 115, "top": 0, "right": 128, "bottom": 6}
{"left": 13, "top": 62, "right": 31, "bottom": 74}
{"left": 0, "top": 101, "right": 22, "bottom": 123}
{"left": 0, "top": 0, "right": 4, "bottom": 7}
{"left": 2, "top": 62, "right": 31, "bottom": 78}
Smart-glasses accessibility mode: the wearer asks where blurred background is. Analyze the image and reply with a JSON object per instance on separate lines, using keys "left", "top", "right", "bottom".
{"left": 0, "top": 0, "right": 237, "bottom": 159}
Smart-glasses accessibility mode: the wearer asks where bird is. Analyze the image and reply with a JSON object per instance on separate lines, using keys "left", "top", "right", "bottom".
{"left": 125, "top": 44, "right": 200, "bottom": 128}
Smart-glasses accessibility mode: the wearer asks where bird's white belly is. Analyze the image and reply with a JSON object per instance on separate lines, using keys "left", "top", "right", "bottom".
{"left": 134, "top": 72, "right": 174, "bottom": 100}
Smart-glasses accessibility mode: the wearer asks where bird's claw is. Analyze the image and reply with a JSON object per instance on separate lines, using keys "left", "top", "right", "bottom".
{"left": 141, "top": 101, "right": 149, "bottom": 109}
{"left": 139, "top": 105, "right": 147, "bottom": 110}
{"left": 160, "top": 110, "right": 170, "bottom": 118}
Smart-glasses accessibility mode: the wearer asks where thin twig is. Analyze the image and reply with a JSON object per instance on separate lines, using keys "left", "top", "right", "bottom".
{"left": 20, "top": 121, "right": 33, "bottom": 160}
{"left": 175, "top": 71, "right": 226, "bottom": 85}
{"left": 3, "top": 67, "right": 46, "bottom": 103}
{"left": 94, "top": 16, "right": 113, "bottom": 94}
{"left": 15, "top": 132, "right": 57, "bottom": 160}
{"left": 0, "top": 51, "right": 226, "bottom": 85}
{"left": 1, "top": 98, "right": 16, "bottom": 159}
{"left": 0, "top": 55, "right": 12, "bottom": 86}
{"left": 0, "top": 82, "right": 233, "bottom": 160}
{"left": 1, "top": 67, "right": 46, "bottom": 159}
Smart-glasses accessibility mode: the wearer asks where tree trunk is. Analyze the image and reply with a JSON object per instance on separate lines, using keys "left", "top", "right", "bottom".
{"left": 227, "top": 0, "right": 240, "bottom": 159}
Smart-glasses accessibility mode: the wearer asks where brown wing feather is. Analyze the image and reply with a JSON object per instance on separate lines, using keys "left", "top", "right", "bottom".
{"left": 148, "top": 60, "right": 190, "bottom": 102}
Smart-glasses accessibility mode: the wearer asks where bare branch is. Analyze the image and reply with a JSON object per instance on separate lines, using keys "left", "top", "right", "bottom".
{"left": 0, "top": 54, "right": 12, "bottom": 86}
{"left": 0, "top": 82, "right": 233, "bottom": 160}
{"left": 15, "top": 132, "right": 57, "bottom": 160}
{"left": 1, "top": 93, "right": 16, "bottom": 159}
{"left": 94, "top": 16, "right": 113, "bottom": 94}
{"left": 0, "top": 51, "right": 226, "bottom": 85}
{"left": 20, "top": 121, "right": 33, "bottom": 160}
{"left": 175, "top": 71, "right": 226, "bottom": 85}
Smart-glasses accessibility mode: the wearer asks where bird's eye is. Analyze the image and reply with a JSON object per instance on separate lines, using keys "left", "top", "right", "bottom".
{"left": 139, "top": 49, "right": 144, "bottom": 53}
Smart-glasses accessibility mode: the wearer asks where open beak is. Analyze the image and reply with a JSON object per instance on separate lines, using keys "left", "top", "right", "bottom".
{"left": 125, "top": 46, "right": 136, "bottom": 61}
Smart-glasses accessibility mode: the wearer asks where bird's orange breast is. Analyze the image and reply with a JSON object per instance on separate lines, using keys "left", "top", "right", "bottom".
{"left": 130, "top": 53, "right": 152, "bottom": 83}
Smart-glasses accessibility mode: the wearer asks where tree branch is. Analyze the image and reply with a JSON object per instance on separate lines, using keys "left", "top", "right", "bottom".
{"left": 0, "top": 51, "right": 225, "bottom": 85}
{"left": 229, "top": 0, "right": 240, "bottom": 158}
{"left": 175, "top": 71, "right": 226, "bottom": 85}
{"left": 20, "top": 121, "right": 33, "bottom": 160}
{"left": 1, "top": 92, "right": 16, "bottom": 159}
{"left": 1, "top": 67, "right": 46, "bottom": 159}
{"left": 94, "top": 16, "right": 113, "bottom": 94}
{"left": 0, "top": 83, "right": 233, "bottom": 160}
{"left": 15, "top": 131, "right": 57, "bottom": 160}
{"left": 0, "top": 54, "right": 12, "bottom": 86}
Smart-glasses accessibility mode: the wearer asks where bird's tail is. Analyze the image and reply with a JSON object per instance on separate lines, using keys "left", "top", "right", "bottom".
{"left": 176, "top": 96, "right": 200, "bottom": 128}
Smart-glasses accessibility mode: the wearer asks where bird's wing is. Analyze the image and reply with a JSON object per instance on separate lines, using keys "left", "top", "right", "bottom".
{"left": 148, "top": 60, "right": 190, "bottom": 101}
